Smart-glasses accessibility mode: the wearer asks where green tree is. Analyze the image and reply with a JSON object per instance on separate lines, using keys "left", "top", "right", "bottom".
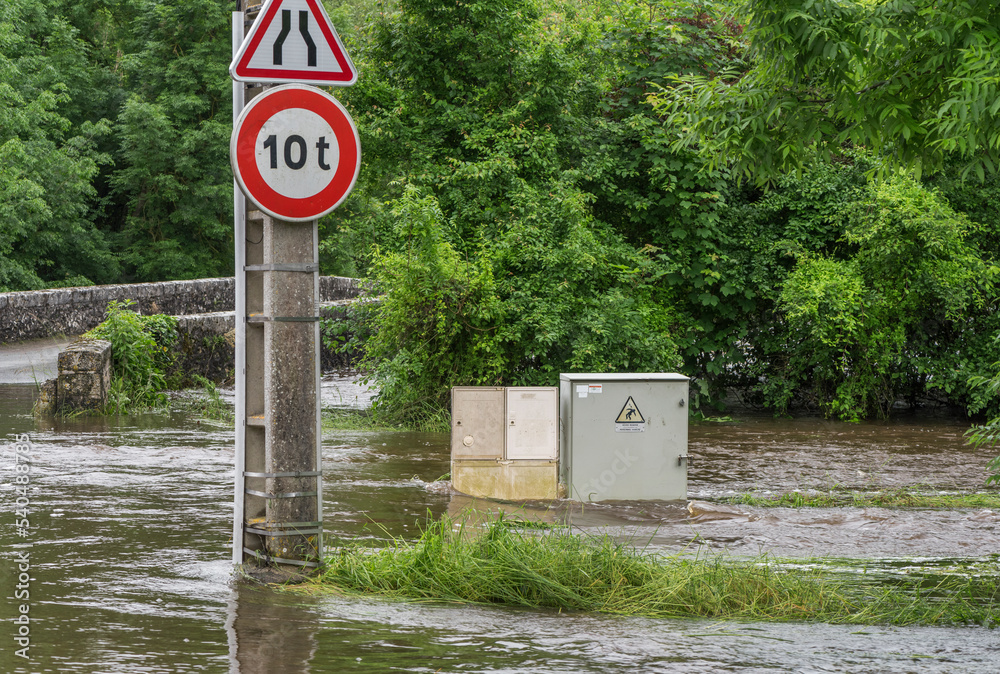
{"left": 108, "top": 0, "right": 234, "bottom": 281}
{"left": 331, "top": 0, "right": 686, "bottom": 425}
{"left": 653, "top": 0, "right": 1000, "bottom": 183}
{"left": 337, "top": 0, "right": 609, "bottom": 250}
{"left": 582, "top": 2, "right": 753, "bottom": 407}
{"left": 726, "top": 162, "right": 999, "bottom": 419}
{"left": 0, "top": 0, "right": 119, "bottom": 290}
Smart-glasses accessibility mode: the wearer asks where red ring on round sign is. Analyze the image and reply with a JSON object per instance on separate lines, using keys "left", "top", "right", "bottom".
{"left": 231, "top": 84, "right": 360, "bottom": 222}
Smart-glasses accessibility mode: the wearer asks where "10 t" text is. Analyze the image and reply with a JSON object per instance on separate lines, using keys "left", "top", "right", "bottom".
{"left": 262, "top": 134, "right": 332, "bottom": 171}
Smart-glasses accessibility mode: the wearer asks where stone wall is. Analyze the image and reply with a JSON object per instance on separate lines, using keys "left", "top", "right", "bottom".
{"left": 0, "top": 276, "right": 362, "bottom": 344}
{"left": 36, "top": 339, "right": 112, "bottom": 413}
{"left": 172, "top": 312, "right": 237, "bottom": 384}
{"left": 169, "top": 300, "right": 363, "bottom": 383}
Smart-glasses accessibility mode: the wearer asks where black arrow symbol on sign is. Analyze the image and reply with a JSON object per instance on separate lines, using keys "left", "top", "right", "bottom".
{"left": 299, "top": 11, "right": 317, "bottom": 67}
{"left": 273, "top": 10, "right": 291, "bottom": 65}
{"left": 273, "top": 10, "right": 317, "bottom": 67}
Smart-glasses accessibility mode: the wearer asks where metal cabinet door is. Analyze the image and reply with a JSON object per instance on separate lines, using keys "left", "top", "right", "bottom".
{"left": 451, "top": 387, "right": 504, "bottom": 460}
{"left": 505, "top": 387, "right": 558, "bottom": 460}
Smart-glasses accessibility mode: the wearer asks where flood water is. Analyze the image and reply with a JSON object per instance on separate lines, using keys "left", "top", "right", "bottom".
{"left": 1, "top": 378, "right": 998, "bottom": 673}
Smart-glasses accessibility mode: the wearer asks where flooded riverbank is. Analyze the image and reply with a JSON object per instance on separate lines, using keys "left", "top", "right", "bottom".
{"left": 1, "top": 380, "right": 998, "bottom": 672}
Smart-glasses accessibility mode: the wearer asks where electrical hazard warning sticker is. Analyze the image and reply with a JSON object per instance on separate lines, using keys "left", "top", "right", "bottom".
{"left": 615, "top": 396, "right": 645, "bottom": 433}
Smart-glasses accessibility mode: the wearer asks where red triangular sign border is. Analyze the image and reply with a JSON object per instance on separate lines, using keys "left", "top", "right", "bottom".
{"left": 231, "top": 0, "right": 357, "bottom": 86}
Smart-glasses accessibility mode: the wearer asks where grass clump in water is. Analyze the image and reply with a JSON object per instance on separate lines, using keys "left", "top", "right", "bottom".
{"left": 173, "top": 375, "right": 233, "bottom": 423}
{"left": 322, "top": 408, "right": 384, "bottom": 431}
{"left": 726, "top": 489, "right": 1000, "bottom": 510}
{"left": 312, "top": 515, "right": 997, "bottom": 626}
{"left": 322, "top": 405, "right": 450, "bottom": 432}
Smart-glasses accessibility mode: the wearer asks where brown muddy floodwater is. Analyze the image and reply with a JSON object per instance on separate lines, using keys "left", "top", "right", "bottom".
{"left": 1, "top": 378, "right": 998, "bottom": 673}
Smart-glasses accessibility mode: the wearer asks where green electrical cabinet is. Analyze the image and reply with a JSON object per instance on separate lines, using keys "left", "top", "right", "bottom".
{"left": 559, "top": 373, "right": 689, "bottom": 501}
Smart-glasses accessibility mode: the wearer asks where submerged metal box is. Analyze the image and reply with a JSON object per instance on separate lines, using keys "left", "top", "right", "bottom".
{"left": 450, "top": 460, "right": 559, "bottom": 501}
{"left": 505, "top": 387, "right": 559, "bottom": 460}
{"left": 451, "top": 387, "right": 505, "bottom": 460}
{"left": 559, "top": 373, "right": 689, "bottom": 501}
{"left": 451, "top": 386, "right": 558, "bottom": 500}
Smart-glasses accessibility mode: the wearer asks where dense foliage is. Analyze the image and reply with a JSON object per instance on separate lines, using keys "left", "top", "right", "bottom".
{"left": 2, "top": 0, "right": 999, "bottom": 427}
{"left": 655, "top": 0, "right": 1000, "bottom": 183}
{"left": 0, "top": 0, "right": 234, "bottom": 289}
{"left": 727, "top": 162, "right": 999, "bottom": 419}
{"left": 0, "top": 0, "right": 118, "bottom": 289}
{"left": 327, "top": 0, "right": 999, "bottom": 423}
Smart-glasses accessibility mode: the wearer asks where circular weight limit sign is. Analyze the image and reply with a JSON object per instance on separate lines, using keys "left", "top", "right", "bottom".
{"left": 231, "top": 84, "right": 360, "bottom": 222}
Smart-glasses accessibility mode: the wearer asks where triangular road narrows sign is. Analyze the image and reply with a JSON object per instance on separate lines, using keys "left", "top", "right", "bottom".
{"left": 231, "top": 0, "right": 357, "bottom": 86}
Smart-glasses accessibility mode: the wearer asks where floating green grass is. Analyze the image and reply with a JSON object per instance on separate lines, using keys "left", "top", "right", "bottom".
{"left": 309, "top": 515, "right": 998, "bottom": 626}
{"left": 321, "top": 405, "right": 450, "bottom": 432}
{"left": 726, "top": 489, "right": 1000, "bottom": 510}
{"left": 322, "top": 408, "right": 389, "bottom": 431}
{"left": 173, "top": 375, "right": 233, "bottom": 423}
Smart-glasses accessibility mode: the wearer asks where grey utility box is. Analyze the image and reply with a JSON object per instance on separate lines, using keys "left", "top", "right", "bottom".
{"left": 451, "top": 387, "right": 559, "bottom": 500}
{"left": 560, "top": 373, "right": 689, "bottom": 501}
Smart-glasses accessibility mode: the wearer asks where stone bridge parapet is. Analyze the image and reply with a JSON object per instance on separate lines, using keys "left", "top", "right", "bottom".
{"left": 0, "top": 276, "right": 362, "bottom": 344}
{"left": 36, "top": 339, "right": 112, "bottom": 413}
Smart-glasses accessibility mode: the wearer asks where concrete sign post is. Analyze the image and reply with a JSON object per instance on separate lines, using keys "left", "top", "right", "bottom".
{"left": 231, "top": 4, "right": 359, "bottom": 571}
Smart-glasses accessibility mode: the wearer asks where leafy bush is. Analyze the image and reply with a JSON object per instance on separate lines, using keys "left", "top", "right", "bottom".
{"left": 730, "top": 167, "right": 999, "bottom": 420}
{"left": 350, "top": 186, "right": 681, "bottom": 428}
{"left": 84, "top": 300, "right": 178, "bottom": 413}
{"left": 966, "top": 347, "right": 1000, "bottom": 485}
{"left": 351, "top": 187, "right": 503, "bottom": 428}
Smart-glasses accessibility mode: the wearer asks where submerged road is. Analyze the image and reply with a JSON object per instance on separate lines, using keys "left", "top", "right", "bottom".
{"left": 0, "top": 380, "right": 996, "bottom": 672}
{"left": 0, "top": 335, "right": 74, "bottom": 384}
